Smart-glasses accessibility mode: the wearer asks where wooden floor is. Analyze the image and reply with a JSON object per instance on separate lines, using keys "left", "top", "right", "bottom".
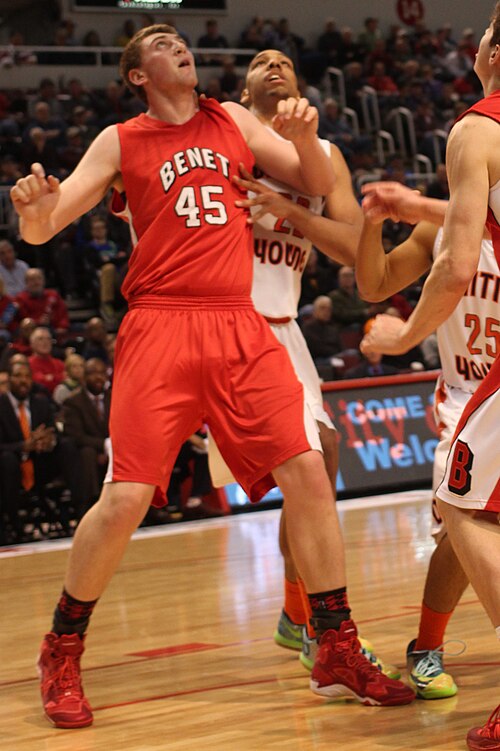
{"left": 0, "top": 489, "right": 497, "bottom": 751}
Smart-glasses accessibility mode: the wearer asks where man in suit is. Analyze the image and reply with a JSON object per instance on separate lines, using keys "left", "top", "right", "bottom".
{"left": 0, "top": 360, "right": 79, "bottom": 542}
{"left": 62, "top": 358, "right": 110, "bottom": 513}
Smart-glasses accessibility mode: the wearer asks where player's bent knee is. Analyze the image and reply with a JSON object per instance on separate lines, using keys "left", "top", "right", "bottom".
{"left": 97, "top": 482, "right": 156, "bottom": 523}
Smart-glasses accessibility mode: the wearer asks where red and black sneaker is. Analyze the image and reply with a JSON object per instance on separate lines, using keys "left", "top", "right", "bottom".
{"left": 467, "top": 705, "right": 500, "bottom": 750}
{"left": 37, "top": 632, "right": 93, "bottom": 728}
{"left": 310, "top": 619, "right": 415, "bottom": 706}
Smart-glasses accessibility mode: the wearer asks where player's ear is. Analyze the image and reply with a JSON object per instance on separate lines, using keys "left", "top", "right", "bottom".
{"left": 240, "top": 87, "right": 250, "bottom": 106}
{"left": 129, "top": 68, "right": 147, "bottom": 86}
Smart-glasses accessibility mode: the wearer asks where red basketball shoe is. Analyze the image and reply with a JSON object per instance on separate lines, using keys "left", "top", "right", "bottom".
{"left": 467, "top": 705, "right": 500, "bottom": 750}
{"left": 310, "top": 619, "right": 415, "bottom": 706}
{"left": 37, "top": 632, "right": 93, "bottom": 728}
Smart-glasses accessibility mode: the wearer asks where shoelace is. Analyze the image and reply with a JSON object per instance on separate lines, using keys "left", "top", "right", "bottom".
{"left": 53, "top": 653, "right": 82, "bottom": 694}
{"left": 360, "top": 644, "right": 383, "bottom": 671}
{"left": 412, "top": 640, "right": 466, "bottom": 677}
{"left": 339, "top": 641, "right": 387, "bottom": 678}
{"left": 480, "top": 704, "right": 500, "bottom": 738}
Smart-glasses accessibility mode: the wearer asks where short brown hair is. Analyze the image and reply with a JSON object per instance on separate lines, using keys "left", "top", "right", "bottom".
{"left": 491, "top": 1, "right": 500, "bottom": 46}
{"left": 120, "top": 24, "right": 177, "bottom": 103}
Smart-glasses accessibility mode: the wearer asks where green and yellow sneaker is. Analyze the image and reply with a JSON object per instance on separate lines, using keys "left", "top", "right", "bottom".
{"left": 406, "top": 639, "right": 459, "bottom": 699}
{"left": 273, "top": 610, "right": 303, "bottom": 651}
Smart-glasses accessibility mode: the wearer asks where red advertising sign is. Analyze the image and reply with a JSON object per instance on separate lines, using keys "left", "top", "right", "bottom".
{"left": 396, "top": 0, "right": 425, "bottom": 26}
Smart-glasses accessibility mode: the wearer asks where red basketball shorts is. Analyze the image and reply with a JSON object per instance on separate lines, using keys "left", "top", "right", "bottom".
{"left": 106, "top": 296, "right": 312, "bottom": 503}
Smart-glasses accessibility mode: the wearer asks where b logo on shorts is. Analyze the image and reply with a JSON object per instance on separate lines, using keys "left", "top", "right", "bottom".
{"left": 448, "top": 439, "right": 474, "bottom": 496}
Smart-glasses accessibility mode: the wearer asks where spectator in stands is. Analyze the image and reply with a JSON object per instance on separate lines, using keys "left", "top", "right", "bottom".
{"left": 343, "top": 61, "right": 367, "bottom": 115}
{"left": 344, "top": 349, "right": 400, "bottom": 379}
{"left": 28, "top": 327, "right": 64, "bottom": 396}
{"left": 239, "top": 17, "right": 267, "bottom": 52}
{"left": 358, "top": 17, "right": 382, "bottom": 53}
{"left": 0, "top": 31, "right": 37, "bottom": 68}
{"left": 22, "top": 127, "right": 61, "bottom": 176}
{"left": 317, "top": 17, "right": 343, "bottom": 68}
{"left": 32, "top": 78, "right": 65, "bottom": 119}
{"left": 53, "top": 353, "right": 85, "bottom": 407}
{"left": 62, "top": 358, "right": 110, "bottom": 510}
{"left": 81, "top": 317, "right": 110, "bottom": 364}
{"left": 367, "top": 61, "right": 399, "bottom": 98}
{"left": 302, "top": 295, "right": 342, "bottom": 363}
{"left": 16, "top": 268, "right": 69, "bottom": 336}
{"left": 24, "top": 101, "right": 66, "bottom": 148}
{"left": 426, "top": 163, "right": 450, "bottom": 200}
{"left": 329, "top": 266, "right": 371, "bottom": 329}
{"left": 63, "top": 78, "right": 96, "bottom": 117}
{"left": 0, "top": 360, "right": 77, "bottom": 543}
{"left": 318, "top": 98, "right": 372, "bottom": 168}
{"left": 444, "top": 41, "right": 474, "bottom": 79}
{"left": 197, "top": 19, "right": 229, "bottom": 64}
{"left": 58, "top": 126, "right": 85, "bottom": 174}
{"left": 298, "top": 249, "right": 338, "bottom": 308}
{"left": 0, "top": 277, "right": 18, "bottom": 342}
{"left": 218, "top": 56, "right": 241, "bottom": 100}
{"left": 9, "top": 318, "right": 35, "bottom": 358}
{"left": 83, "top": 214, "right": 128, "bottom": 324}
{"left": 0, "top": 155, "right": 23, "bottom": 186}
{"left": 82, "top": 29, "right": 102, "bottom": 47}
{"left": 114, "top": 19, "right": 137, "bottom": 48}
{"left": 460, "top": 27, "right": 478, "bottom": 62}
{"left": 0, "top": 239, "right": 28, "bottom": 297}
{"left": 94, "top": 80, "right": 133, "bottom": 127}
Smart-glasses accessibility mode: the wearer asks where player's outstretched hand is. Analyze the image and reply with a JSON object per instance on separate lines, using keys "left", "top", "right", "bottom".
{"left": 362, "top": 182, "right": 422, "bottom": 225}
{"left": 10, "top": 163, "right": 60, "bottom": 223}
{"left": 233, "top": 164, "right": 294, "bottom": 223}
{"left": 361, "top": 314, "right": 408, "bottom": 355}
{"left": 272, "top": 97, "right": 318, "bottom": 143}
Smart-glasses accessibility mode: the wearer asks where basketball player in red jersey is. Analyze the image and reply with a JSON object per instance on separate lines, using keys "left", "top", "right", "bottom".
{"left": 361, "top": 6, "right": 500, "bottom": 748}
{"left": 11, "top": 26, "right": 413, "bottom": 729}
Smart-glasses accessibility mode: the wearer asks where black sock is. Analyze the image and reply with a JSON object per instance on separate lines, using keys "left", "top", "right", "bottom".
{"left": 52, "top": 588, "right": 98, "bottom": 637}
{"left": 308, "top": 586, "right": 351, "bottom": 637}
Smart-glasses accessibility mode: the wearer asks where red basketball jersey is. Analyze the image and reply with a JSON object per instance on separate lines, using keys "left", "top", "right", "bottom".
{"left": 117, "top": 98, "right": 255, "bottom": 301}
{"left": 455, "top": 89, "right": 500, "bottom": 261}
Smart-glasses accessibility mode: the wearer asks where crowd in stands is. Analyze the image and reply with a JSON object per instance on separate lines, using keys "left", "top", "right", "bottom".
{"left": 1, "top": 9, "right": 478, "bottom": 544}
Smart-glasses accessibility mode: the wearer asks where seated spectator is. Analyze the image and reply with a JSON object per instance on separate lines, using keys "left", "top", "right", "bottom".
{"left": 0, "top": 31, "right": 37, "bottom": 68}
{"left": 0, "top": 239, "right": 29, "bottom": 297}
{"left": 62, "top": 358, "right": 110, "bottom": 511}
{"left": 83, "top": 215, "right": 128, "bottom": 324}
{"left": 7, "top": 318, "right": 36, "bottom": 360}
{"left": 22, "top": 127, "right": 61, "bottom": 176}
{"left": 0, "top": 277, "right": 18, "bottom": 343}
{"left": 28, "top": 327, "right": 64, "bottom": 396}
{"left": 16, "top": 268, "right": 69, "bottom": 336}
{"left": 58, "top": 126, "right": 86, "bottom": 175}
{"left": 0, "top": 155, "right": 23, "bottom": 186}
{"left": 318, "top": 98, "right": 372, "bottom": 168}
{"left": 358, "top": 16, "right": 382, "bottom": 54}
{"left": 329, "top": 266, "right": 371, "bottom": 330}
{"left": 0, "top": 360, "right": 80, "bottom": 543}
{"left": 24, "top": 101, "right": 66, "bottom": 147}
{"left": 197, "top": 19, "right": 229, "bottom": 65}
{"left": 344, "top": 349, "right": 400, "bottom": 379}
{"left": 80, "top": 317, "right": 110, "bottom": 364}
{"left": 53, "top": 353, "right": 85, "bottom": 407}
{"left": 302, "top": 295, "right": 341, "bottom": 362}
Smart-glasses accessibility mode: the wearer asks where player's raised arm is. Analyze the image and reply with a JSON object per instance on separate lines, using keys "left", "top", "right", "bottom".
{"left": 11, "top": 125, "right": 121, "bottom": 245}
{"left": 223, "top": 99, "right": 335, "bottom": 196}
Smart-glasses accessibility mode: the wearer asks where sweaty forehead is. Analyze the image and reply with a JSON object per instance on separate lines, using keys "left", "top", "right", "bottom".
{"left": 144, "top": 32, "right": 183, "bottom": 48}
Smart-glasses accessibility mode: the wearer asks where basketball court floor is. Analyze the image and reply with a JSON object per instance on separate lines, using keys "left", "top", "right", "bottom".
{"left": 0, "top": 489, "right": 495, "bottom": 751}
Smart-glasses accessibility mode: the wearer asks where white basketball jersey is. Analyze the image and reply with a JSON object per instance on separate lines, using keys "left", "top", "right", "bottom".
{"left": 434, "top": 228, "right": 499, "bottom": 391}
{"left": 250, "top": 130, "right": 330, "bottom": 318}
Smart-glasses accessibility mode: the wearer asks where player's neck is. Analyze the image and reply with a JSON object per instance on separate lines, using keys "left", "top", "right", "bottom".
{"left": 483, "top": 74, "right": 500, "bottom": 97}
{"left": 146, "top": 89, "right": 199, "bottom": 124}
{"left": 249, "top": 103, "right": 276, "bottom": 127}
